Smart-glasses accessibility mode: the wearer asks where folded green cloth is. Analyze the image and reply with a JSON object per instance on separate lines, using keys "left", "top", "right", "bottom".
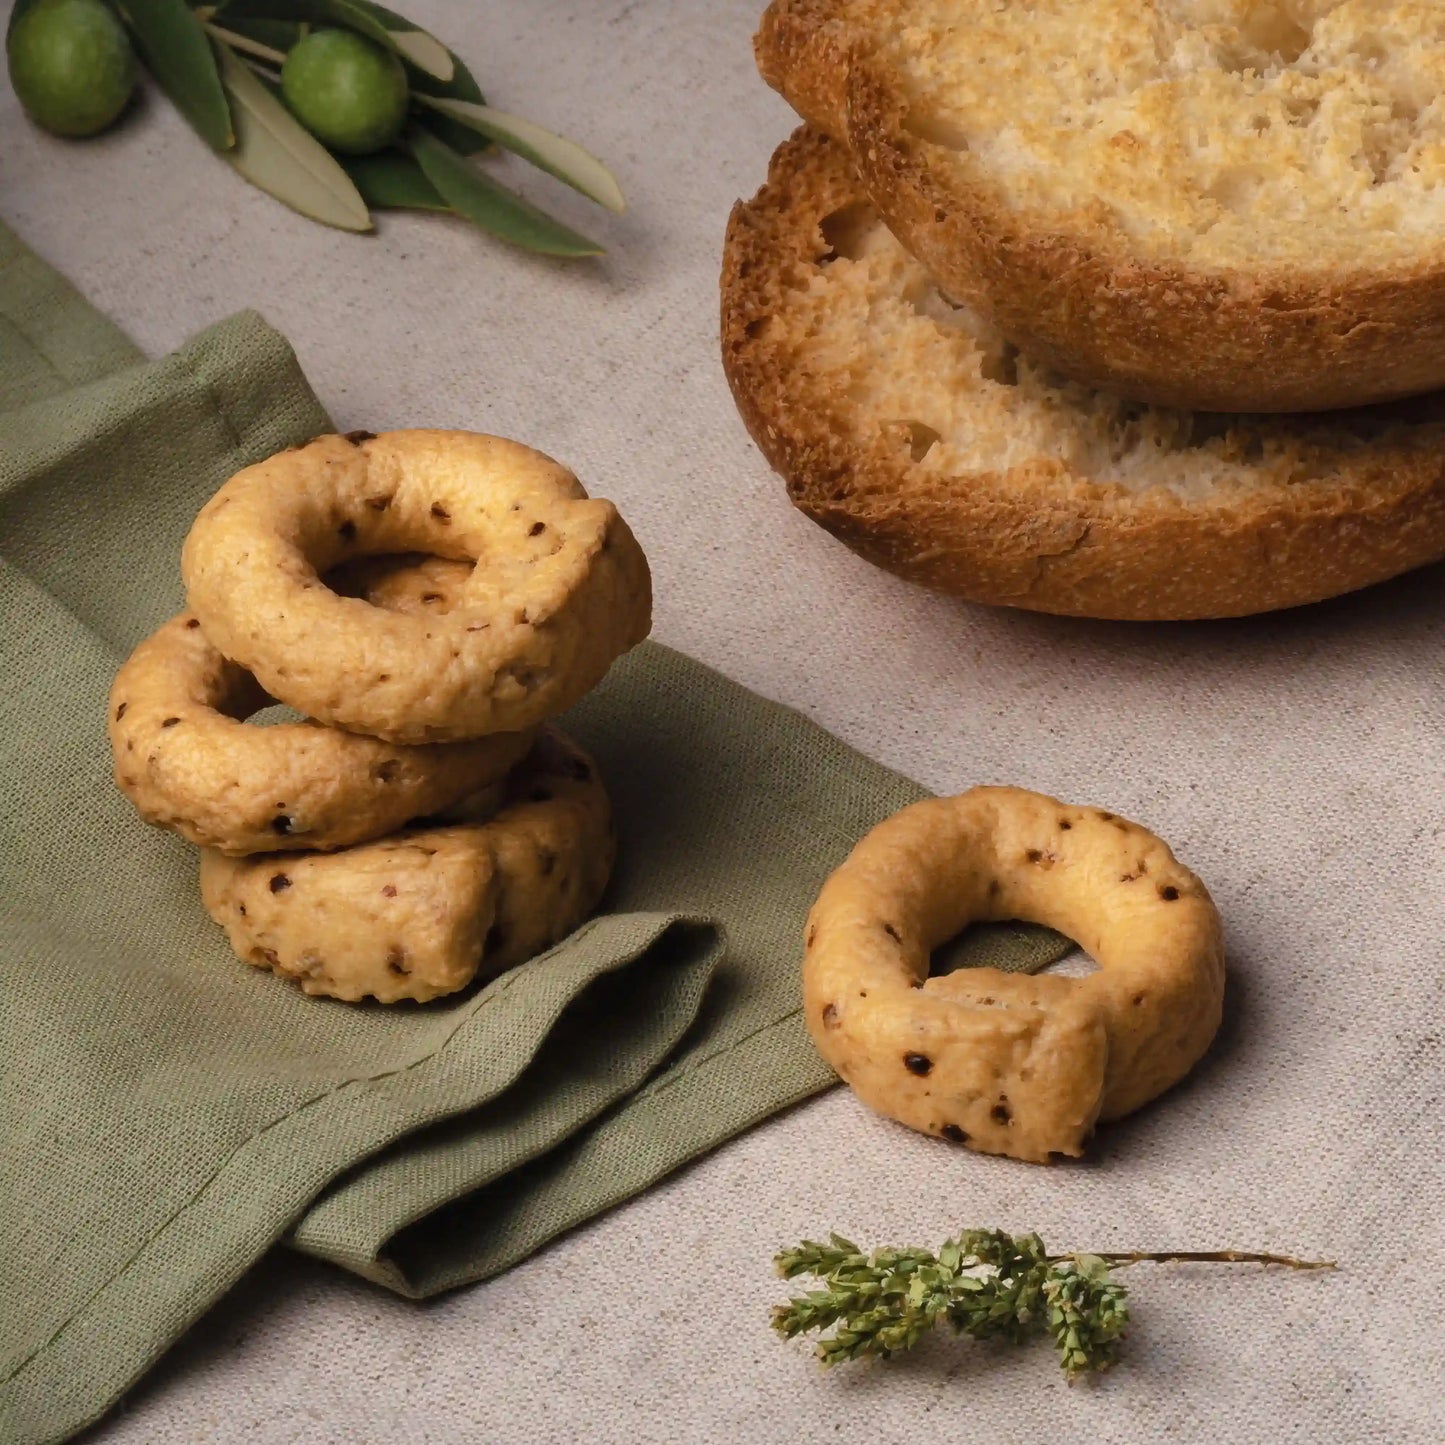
{"left": 0, "top": 222, "right": 1068, "bottom": 1445}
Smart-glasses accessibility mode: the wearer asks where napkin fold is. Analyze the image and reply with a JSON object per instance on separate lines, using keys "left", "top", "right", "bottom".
{"left": 0, "top": 221, "right": 1069, "bottom": 1445}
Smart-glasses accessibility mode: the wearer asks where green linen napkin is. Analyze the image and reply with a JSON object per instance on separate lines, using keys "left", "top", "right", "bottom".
{"left": 0, "top": 221, "right": 1069, "bottom": 1445}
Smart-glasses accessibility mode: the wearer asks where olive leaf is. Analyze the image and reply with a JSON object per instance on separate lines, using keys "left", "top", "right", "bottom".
{"left": 409, "top": 128, "right": 602, "bottom": 257}
{"left": 415, "top": 98, "right": 624, "bottom": 213}
{"left": 115, "top": 0, "right": 234, "bottom": 150}
{"left": 342, "top": 151, "right": 446, "bottom": 210}
{"left": 403, "top": 40, "right": 488, "bottom": 155}
{"left": 342, "top": 0, "right": 452, "bottom": 79}
{"left": 214, "top": 42, "right": 371, "bottom": 231}
{"left": 213, "top": 0, "right": 450, "bottom": 80}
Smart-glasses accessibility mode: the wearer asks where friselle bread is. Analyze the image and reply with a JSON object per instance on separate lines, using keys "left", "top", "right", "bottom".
{"left": 720, "top": 128, "right": 1445, "bottom": 620}
{"left": 755, "top": 0, "right": 1445, "bottom": 413}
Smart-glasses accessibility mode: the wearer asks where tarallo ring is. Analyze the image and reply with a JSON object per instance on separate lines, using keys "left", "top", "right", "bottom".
{"left": 803, "top": 786, "right": 1224, "bottom": 1162}
{"left": 108, "top": 610, "right": 535, "bottom": 856}
{"left": 200, "top": 728, "right": 615, "bottom": 1004}
{"left": 181, "top": 429, "right": 652, "bottom": 743}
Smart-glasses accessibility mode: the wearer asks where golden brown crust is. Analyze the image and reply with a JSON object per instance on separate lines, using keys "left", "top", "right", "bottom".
{"left": 757, "top": 0, "right": 1445, "bottom": 413}
{"left": 181, "top": 430, "right": 652, "bottom": 744}
{"left": 107, "top": 611, "right": 535, "bottom": 855}
{"left": 803, "top": 787, "right": 1224, "bottom": 1163}
{"left": 200, "top": 728, "right": 615, "bottom": 1004}
{"left": 754, "top": 0, "right": 850, "bottom": 138}
{"left": 720, "top": 128, "right": 1445, "bottom": 620}
{"left": 846, "top": 61, "right": 1445, "bottom": 414}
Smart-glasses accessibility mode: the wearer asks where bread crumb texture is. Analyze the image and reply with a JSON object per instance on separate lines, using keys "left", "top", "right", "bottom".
{"left": 869, "top": 0, "right": 1445, "bottom": 268}
{"left": 740, "top": 133, "right": 1445, "bottom": 496}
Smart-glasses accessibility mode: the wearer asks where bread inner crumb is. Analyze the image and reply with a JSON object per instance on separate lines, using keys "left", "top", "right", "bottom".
{"left": 877, "top": 0, "right": 1445, "bottom": 267}
{"left": 796, "top": 206, "right": 1445, "bottom": 494}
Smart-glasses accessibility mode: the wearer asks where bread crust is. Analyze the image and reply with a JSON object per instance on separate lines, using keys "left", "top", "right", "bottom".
{"left": 720, "top": 128, "right": 1445, "bottom": 620}
{"left": 757, "top": 0, "right": 1445, "bottom": 414}
{"left": 753, "top": 0, "right": 850, "bottom": 137}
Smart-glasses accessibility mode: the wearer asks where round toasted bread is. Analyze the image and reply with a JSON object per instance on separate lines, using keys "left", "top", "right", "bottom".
{"left": 756, "top": 0, "right": 1445, "bottom": 414}
{"left": 721, "top": 128, "right": 1445, "bottom": 620}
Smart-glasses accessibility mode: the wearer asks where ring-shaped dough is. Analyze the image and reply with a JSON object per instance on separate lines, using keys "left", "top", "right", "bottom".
{"left": 181, "top": 430, "right": 652, "bottom": 743}
{"left": 108, "top": 613, "right": 535, "bottom": 855}
{"left": 803, "top": 787, "right": 1224, "bottom": 1163}
{"left": 200, "top": 728, "right": 615, "bottom": 1003}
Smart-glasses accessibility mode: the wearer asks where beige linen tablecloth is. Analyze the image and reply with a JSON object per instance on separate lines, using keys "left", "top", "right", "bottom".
{"left": 4, "top": 2, "right": 1443, "bottom": 1441}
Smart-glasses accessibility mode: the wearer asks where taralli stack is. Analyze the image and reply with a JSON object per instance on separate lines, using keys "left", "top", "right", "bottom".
{"left": 803, "top": 788, "right": 1224, "bottom": 1162}
{"left": 724, "top": 3, "right": 1445, "bottom": 620}
{"left": 108, "top": 429, "right": 650, "bottom": 1004}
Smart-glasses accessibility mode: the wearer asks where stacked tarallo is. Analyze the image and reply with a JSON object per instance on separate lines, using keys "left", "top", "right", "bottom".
{"left": 107, "top": 429, "right": 651, "bottom": 1003}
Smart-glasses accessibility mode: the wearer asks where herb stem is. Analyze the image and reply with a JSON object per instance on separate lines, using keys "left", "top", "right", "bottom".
{"left": 1054, "top": 1251, "right": 1335, "bottom": 1270}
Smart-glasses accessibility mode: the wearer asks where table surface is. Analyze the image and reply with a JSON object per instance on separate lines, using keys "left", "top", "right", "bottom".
{"left": 6, "top": 3, "right": 1444, "bottom": 1441}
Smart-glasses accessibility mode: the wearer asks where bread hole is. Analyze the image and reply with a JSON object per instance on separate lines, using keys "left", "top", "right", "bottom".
{"left": 1348, "top": 32, "right": 1389, "bottom": 68}
{"left": 1281, "top": 92, "right": 1320, "bottom": 127}
{"left": 978, "top": 340, "right": 1020, "bottom": 387}
{"left": 816, "top": 202, "right": 873, "bottom": 264}
{"left": 1234, "top": 6, "right": 1312, "bottom": 65}
{"left": 1362, "top": 103, "right": 1418, "bottom": 186}
{"left": 1204, "top": 165, "right": 1264, "bottom": 213}
{"left": 743, "top": 316, "right": 773, "bottom": 340}
{"left": 882, "top": 419, "right": 941, "bottom": 463}
{"left": 903, "top": 108, "right": 971, "bottom": 151}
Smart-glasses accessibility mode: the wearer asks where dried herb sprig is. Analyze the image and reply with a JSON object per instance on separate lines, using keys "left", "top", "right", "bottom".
{"left": 772, "top": 1231, "right": 1334, "bottom": 1379}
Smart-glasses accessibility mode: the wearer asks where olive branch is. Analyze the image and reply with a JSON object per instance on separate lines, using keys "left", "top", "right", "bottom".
{"left": 11, "top": 0, "right": 622, "bottom": 254}
{"left": 772, "top": 1230, "right": 1335, "bottom": 1378}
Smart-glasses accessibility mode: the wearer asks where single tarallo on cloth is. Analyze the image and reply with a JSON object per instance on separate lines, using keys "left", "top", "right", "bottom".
{"left": 0, "top": 220, "right": 1069, "bottom": 1445}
